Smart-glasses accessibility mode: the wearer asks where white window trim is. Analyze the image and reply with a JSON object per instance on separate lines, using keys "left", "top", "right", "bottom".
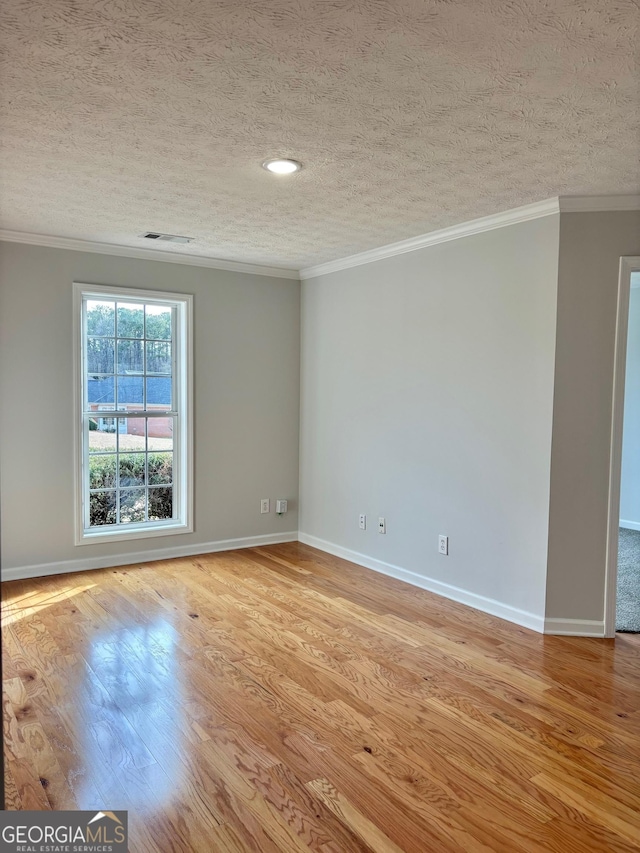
{"left": 73, "top": 282, "right": 194, "bottom": 545}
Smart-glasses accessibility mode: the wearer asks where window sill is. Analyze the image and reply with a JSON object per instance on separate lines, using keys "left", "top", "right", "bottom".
{"left": 76, "top": 520, "right": 192, "bottom": 546}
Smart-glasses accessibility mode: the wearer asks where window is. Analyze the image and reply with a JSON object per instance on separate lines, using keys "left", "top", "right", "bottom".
{"left": 74, "top": 284, "right": 193, "bottom": 543}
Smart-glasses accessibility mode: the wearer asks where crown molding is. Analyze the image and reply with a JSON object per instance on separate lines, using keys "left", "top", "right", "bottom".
{"left": 0, "top": 229, "right": 300, "bottom": 280}
{"left": 299, "top": 198, "right": 560, "bottom": 279}
{"left": 299, "top": 195, "right": 640, "bottom": 280}
{"left": 558, "top": 195, "right": 640, "bottom": 213}
{"left": 2, "top": 194, "right": 637, "bottom": 283}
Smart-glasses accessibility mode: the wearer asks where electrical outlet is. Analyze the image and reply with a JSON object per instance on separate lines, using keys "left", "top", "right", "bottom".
{"left": 275, "top": 499, "right": 288, "bottom": 514}
{"left": 378, "top": 517, "right": 386, "bottom": 534}
{"left": 438, "top": 534, "right": 448, "bottom": 555}
{"left": 359, "top": 514, "right": 366, "bottom": 530}
{"left": 260, "top": 498, "right": 270, "bottom": 514}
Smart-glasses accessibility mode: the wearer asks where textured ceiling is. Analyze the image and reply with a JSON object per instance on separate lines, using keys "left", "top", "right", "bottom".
{"left": 0, "top": 0, "right": 638, "bottom": 269}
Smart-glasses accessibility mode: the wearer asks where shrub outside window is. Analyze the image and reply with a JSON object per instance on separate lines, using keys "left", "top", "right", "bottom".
{"left": 74, "top": 284, "right": 193, "bottom": 544}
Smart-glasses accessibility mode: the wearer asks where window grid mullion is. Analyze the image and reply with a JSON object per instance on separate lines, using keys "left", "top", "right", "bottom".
{"left": 83, "top": 409, "right": 177, "bottom": 417}
{"left": 115, "top": 424, "right": 121, "bottom": 524}
{"left": 143, "top": 305, "right": 148, "bottom": 411}
{"left": 144, "top": 448, "right": 149, "bottom": 522}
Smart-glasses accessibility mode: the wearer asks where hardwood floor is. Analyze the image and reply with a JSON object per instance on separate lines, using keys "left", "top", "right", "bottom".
{"left": 2, "top": 542, "right": 640, "bottom": 852}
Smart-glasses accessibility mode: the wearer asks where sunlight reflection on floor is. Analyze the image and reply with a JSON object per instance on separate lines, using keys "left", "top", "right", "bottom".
{"left": 1, "top": 583, "right": 98, "bottom": 627}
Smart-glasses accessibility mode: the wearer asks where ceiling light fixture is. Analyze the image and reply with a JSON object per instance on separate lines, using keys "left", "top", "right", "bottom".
{"left": 262, "top": 158, "right": 302, "bottom": 175}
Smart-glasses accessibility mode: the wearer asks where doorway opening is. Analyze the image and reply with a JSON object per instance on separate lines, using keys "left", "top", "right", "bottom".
{"left": 617, "top": 270, "right": 640, "bottom": 632}
{"left": 605, "top": 258, "right": 640, "bottom": 636}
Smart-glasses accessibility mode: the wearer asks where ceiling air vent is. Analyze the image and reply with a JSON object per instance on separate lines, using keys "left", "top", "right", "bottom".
{"left": 141, "top": 232, "right": 193, "bottom": 244}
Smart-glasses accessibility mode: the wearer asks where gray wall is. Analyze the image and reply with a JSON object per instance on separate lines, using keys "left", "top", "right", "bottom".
{"left": 4, "top": 211, "right": 637, "bottom": 629}
{"left": 620, "top": 275, "right": 640, "bottom": 528}
{"left": 300, "top": 215, "right": 560, "bottom": 619}
{"left": 546, "top": 211, "right": 640, "bottom": 621}
{"left": 0, "top": 242, "right": 300, "bottom": 571}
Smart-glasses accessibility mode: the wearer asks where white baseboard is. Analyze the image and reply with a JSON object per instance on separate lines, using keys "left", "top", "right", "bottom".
{"left": 298, "top": 532, "right": 546, "bottom": 633}
{"left": 543, "top": 618, "right": 606, "bottom": 637}
{"left": 5, "top": 530, "right": 606, "bottom": 639}
{"left": 619, "top": 519, "right": 640, "bottom": 531}
{"left": 1, "top": 532, "right": 299, "bottom": 583}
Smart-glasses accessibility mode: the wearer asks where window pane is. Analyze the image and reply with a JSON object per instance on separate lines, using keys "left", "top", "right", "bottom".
{"left": 87, "top": 338, "right": 115, "bottom": 374}
{"left": 119, "top": 417, "right": 146, "bottom": 451}
{"left": 146, "top": 341, "right": 171, "bottom": 374}
{"left": 147, "top": 377, "right": 171, "bottom": 410}
{"left": 120, "top": 488, "right": 146, "bottom": 523}
{"left": 87, "top": 300, "right": 115, "bottom": 336}
{"left": 89, "top": 455, "right": 116, "bottom": 489}
{"left": 88, "top": 419, "right": 117, "bottom": 452}
{"left": 89, "top": 491, "right": 116, "bottom": 526}
{"left": 148, "top": 451, "right": 172, "bottom": 485}
{"left": 113, "top": 417, "right": 141, "bottom": 449}
{"left": 117, "top": 340, "right": 144, "bottom": 374}
{"left": 149, "top": 486, "right": 173, "bottom": 520}
{"left": 119, "top": 453, "right": 146, "bottom": 487}
{"left": 117, "top": 376, "right": 143, "bottom": 407}
{"left": 117, "top": 303, "right": 144, "bottom": 338}
{"left": 88, "top": 377, "right": 115, "bottom": 406}
{"left": 147, "top": 417, "right": 173, "bottom": 451}
{"left": 145, "top": 305, "right": 172, "bottom": 340}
